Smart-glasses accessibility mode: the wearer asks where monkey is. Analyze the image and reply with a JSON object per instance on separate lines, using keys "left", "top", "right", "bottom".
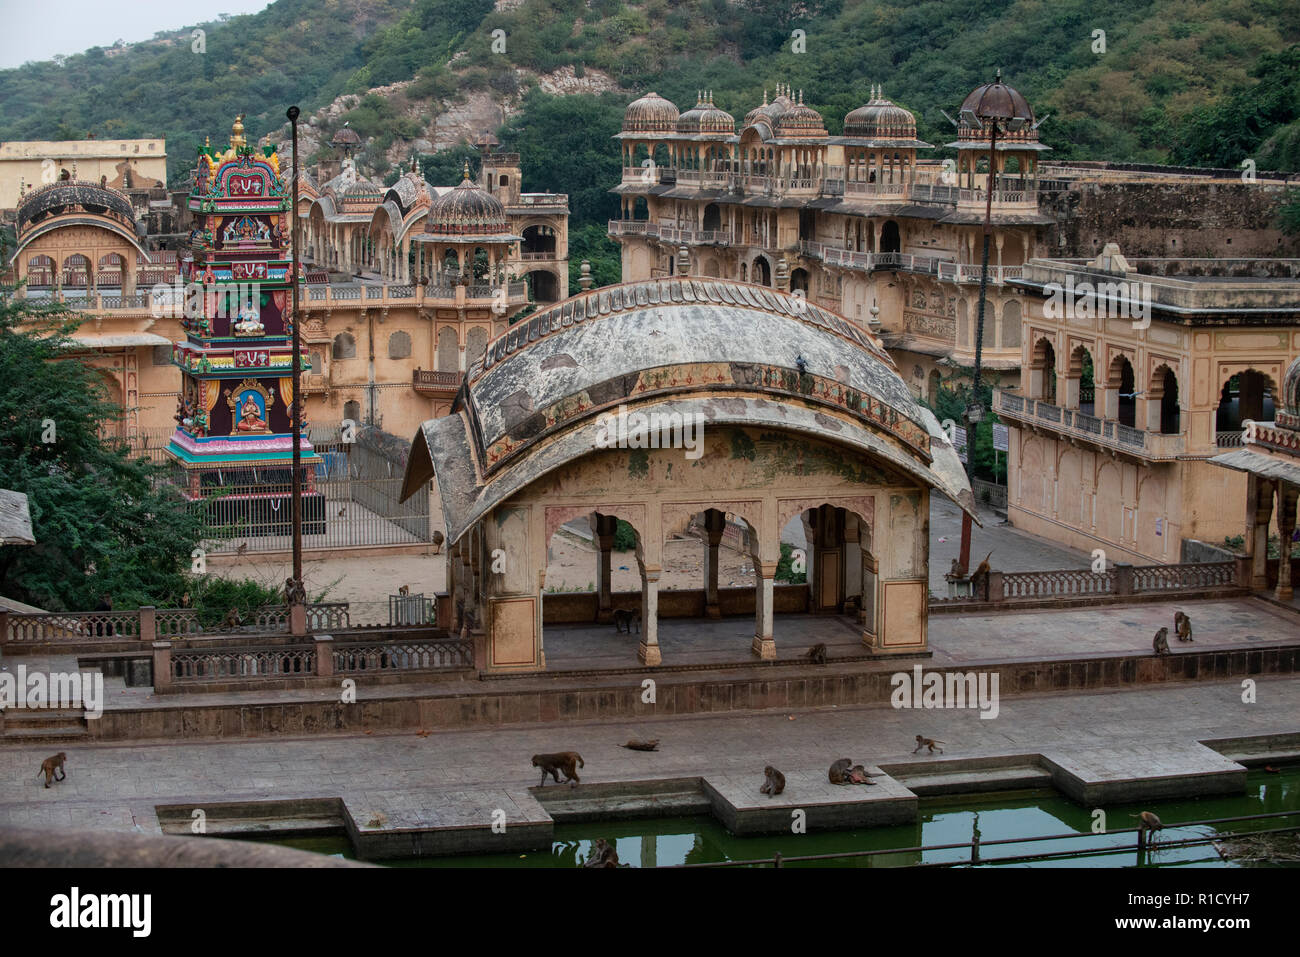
{"left": 1131, "top": 810, "right": 1164, "bottom": 843}
{"left": 621, "top": 738, "right": 659, "bottom": 751}
{"left": 1153, "top": 627, "right": 1170, "bottom": 655}
{"left": 804, "top": 642, "right": 828, "bottom": 665}
{"left": 222, "top": 606, "right": 243, "bottom": 630}
{"left": 828, "top": 758, "right": 853, "bottom": 785}
{"left": 532, "top": 752, "right": 584, "bottom": 788}
{"left": 971, "top": 550, "right": 993, "bottom": 599}
{"left": 398, "top": 584, "right": 410, "bottom": 597}
{"left": 37, "top": 752, "right": 67, "bottom": 789}
{"left": 848, "top": 764, "right": 880, "bottom": 785}
{"left": 613, "top": 608, "right": 641, "bottom": 634}
{"left": 913, "top": 735, "right": 945, "bottom": 754}
{"left": 1174, "top": 611, "right": 1193, "bottom": 642}
{"left": 760, "top": 765, "right": 786, "bottom": 796}
{"left": 179, "top": 591, "right": 191, "bottom": 608}
{"left": 235, "top": 542, "right": 248, "bottom": 555}
{"left": 583, "top": 838, "right": 622, "bottom": 867}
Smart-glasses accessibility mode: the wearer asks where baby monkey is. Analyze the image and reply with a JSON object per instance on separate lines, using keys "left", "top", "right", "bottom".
{"left": 912, "top": 735, "right": 945, "bottom": 755}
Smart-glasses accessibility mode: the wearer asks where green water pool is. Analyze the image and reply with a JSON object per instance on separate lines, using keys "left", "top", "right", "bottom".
{"left": 259, "top": 766, "right": 1300, "bottom": 867}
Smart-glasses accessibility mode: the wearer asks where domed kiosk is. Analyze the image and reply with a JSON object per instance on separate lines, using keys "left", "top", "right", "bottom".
{"left": 401, "top": 278, "right": 975, "bottom": 671}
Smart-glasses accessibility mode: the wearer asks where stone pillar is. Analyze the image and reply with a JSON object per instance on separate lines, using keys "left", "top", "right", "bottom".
{"left": 314, "top": 634, "right": 334, "bottom": 677}
{"left": 638, "top": 568, "right": 662, "bottom": 666}
{"left": 752, "top": 560, "right": 777, "bottom": 659}
{"left": 595, "top": 514, "right": 617, "bottom": 622}
{"left": 1251, "top": 477, "right": 1275, "bottom": 591}
{"left": 289, "top": 603, "right": 307, "bottom": 637}
{"left": 1275, "top": 483, "right": 1297, "bottom": 602}
{"left": 702, "top": 509, "right": 726, "bottom": 619}
{"left": 843, "top": 514, "right": 863, "bottom": 612}
{"left": 1113, "top": 562, "right": 1134, "bottom": 597}
{"left": 0, "top": 606, "right": 9, "bottom": 656}
{"left": 139, "top": 606, "right": 156, "bottom": 642}
{"left": 151, "top": 640, "right": 173, "bottom": 694}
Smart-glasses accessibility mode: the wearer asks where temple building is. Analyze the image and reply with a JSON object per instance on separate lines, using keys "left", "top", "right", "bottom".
{"left": 400, "top": 277, "right": 973, "bottom": 671}
{"left": 0, "top": 137, "right": 167, "bottom": 210}
{"left": 995, "top": 244, "right": 1300, "bottom": 565}
{"left": 608, "top": 83, "right": 1298, "bottom": 404}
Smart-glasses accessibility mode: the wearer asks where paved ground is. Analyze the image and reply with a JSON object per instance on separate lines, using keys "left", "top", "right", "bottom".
{"left": 0, "top": 677, "right": 1294, "bottom": 835}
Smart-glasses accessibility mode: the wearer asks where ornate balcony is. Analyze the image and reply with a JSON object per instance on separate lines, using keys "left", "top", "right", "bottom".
{"left": 994, "top": 389, "right": 1185, "bottom": 461}
{"left": 412, "top": 369, "right": 462, "bottom": 398}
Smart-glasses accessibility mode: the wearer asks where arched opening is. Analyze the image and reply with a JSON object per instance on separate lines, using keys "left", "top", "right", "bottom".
{"left": 61, "top": 254, "right": 91, "bottom": 290}
{"left": 525, "top": 270, "right": 559, "bottom": 304}
{"left": 1153, "top": 365, "right": 1180, "bottom": 435}
{"left": 436, "top": 326, "right": 459, "bottom": 373}
{"left": 26, "top": 254, "right": 55, "bottom": 288}
{"left": 752, "top": 256, "right": 772, "bottom": 287}
{"left": 1032, "top": 338, "right": 1056, "bottom": 403}
{"left": 1215, "top": 370, "right": 1276, "bottom": 436}
{"left": 343, "top": 399, "right": 361, "bottom": 424}
{"left": 332, "top": 332, "right": 356, "bottom": 360}
{"left": 928, "top": 369, "right": 943, "bottom": 405}
{"left": 521, "top": 224, "right": 556, "bottom": 259}
{"left": 1068, "top": 345, "right": 1095, "bottom": 415}
{"left": 96, "top": 253, "right": 126, "bottom": 290}
{"left": 880, "top": 220, "right": 901, "bottom": 254}
{"left": 790, "top": 267, "right": 810, "bottom": 294}
{"left": 387, "top": 330, "right": 412, "bottom": 360}
{"left": 702, "top": 203, "right": 721, "bottom": 231}
{"left": 1109, "top": 355, "right": 1136, "bottom": 428}
{"left": 999, "top": 299, "right": 1021, "bottom": 350}
{"left": 465, "top": 326, "right": 489, "bottom": 367}
{"left": 632, "top": 197, "right": 649, "bottom": 221}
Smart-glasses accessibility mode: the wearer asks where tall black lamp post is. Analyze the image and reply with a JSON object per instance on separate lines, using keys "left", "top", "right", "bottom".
{"left": 287, "top": 105, "right": 304, "bottom": 608}
{"left": 955, "top": 70, "right": 1033, "bottom": 573}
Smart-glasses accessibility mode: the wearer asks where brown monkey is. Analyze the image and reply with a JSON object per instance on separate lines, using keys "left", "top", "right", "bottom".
{"left": 621, "top": 738, "right": 659, "bottom": 751}
{"left": 583, "top": 838, "right": 621, "bottom": 867}
{"left": 760, "top": 765, "right": 786, "bottom": 796}
{"left": 222, "top": 606, "right": 243, "bottom": 630}
{"left": 971, "top": 550, "right": 993, "bottom": 599}
{"left": 398, "top": 584, "right": 410, "bottom": 597}
{"left": 37, "top": 752, "right": 67, "bottom": 788}
{"left": 848, "top": 764, "right": 880, "bottom": 785}
{"left": 1174, "top": 611, "right": 1193, "bottom": 642}
{"left": 828, "top": 758, "right": 853, "bottom": 784}
{"left": 532, "top": 752, "right": 584, "bottom": 787}
{"left": 913, "top": 735, "right": 945, "bottom": 754}
{"left": 804, "top": 642, "right": 828, "bottom": 665}
{"left": 613, "top": 609, "right": 640, "bottom": 634}
{"left": 1153, "top": 627, "right": 1171, "bottom": 655}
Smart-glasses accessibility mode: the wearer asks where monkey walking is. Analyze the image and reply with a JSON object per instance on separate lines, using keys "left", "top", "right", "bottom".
{"left": 1152, "top": 627, "right": 1171, "bottom": 655}
{"left": 532, "top": 752, "right": 584, "bottom": 788}
{"left": 398, "top": 584, "right": 410, "bottom": 597}
{"left": 1174, "top": 611, "right": 1193, "bottom": 642}
{"left": 760, "top": 765, "right": 786, "bottom": 797}
{"left": 37, "top": 752, "right": 67, "bottom": 789}
{"left": 912, "top": 735, "right": 945, "bottom": 755}
{"left": 804, "top": 642, "right": 828, "bottom": 665}
{"left": 613, "top": 609, "right": 641, "bottom": 634}
{"left": 621, "top": 738, "right": 659, "bottom": 751}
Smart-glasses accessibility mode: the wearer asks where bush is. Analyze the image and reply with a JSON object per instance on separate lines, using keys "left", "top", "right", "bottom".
{"left": 775, "top": 542, "right": 806, "bottom": 584}
{"left": 613, "top": 519, "right": 638, "bottom": 551}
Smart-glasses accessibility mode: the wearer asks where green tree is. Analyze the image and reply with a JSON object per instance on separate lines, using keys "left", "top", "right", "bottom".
{"left": 0, "top": 288, "right": 206, "bottom": 610}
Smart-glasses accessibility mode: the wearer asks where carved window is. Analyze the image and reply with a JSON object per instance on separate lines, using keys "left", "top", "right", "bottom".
{"left": 388, "top": 331, "right": 411, "bottom": 359}
{"left": 332, "top": 332, "right": 356, "bottom": 359}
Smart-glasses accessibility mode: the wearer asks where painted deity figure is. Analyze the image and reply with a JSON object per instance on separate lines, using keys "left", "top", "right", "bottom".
{"left": 236, "top": 395, "right": 267, "bottom": 431}
{"left": 233, "top": 302, "right": 264, "bottom": 335}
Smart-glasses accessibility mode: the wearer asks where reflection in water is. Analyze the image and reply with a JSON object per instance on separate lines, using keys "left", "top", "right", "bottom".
{"left": 261, "top": 767, "right": 1299, "bottom": 868}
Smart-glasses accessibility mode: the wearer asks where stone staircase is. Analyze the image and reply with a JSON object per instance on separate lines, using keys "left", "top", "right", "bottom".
{"left": 1, "top": 707, "right": 90, "bottom": 743}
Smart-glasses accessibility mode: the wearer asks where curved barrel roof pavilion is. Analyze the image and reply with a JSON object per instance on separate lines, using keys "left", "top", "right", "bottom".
{"left": 401, "top": 277, "right": 973, "bottom": 670}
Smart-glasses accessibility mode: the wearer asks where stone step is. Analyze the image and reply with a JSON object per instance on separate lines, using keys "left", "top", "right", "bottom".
{"left": 3, "top": 726, "right": 89, "bottom": 741}
{"left": 880, "top": 755, "right": 1053, "bottom": 795}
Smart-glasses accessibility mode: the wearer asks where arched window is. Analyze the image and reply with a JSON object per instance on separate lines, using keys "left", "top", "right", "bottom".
{"left": 436, "top": 327, "right": 459, "bottom": 373}
{"left": 309, "top": 351, "right": 323, "bottom": 374}
{"left": 332, "top": 332, "right": 356, "bottom": 360}
{"left": 388, "top": 331, "right": 411, "bottom": 359}
{"left": 465, "top": 327, "right": 489, "bottom": 367}
{"left": 343, "top": 399, "right": 361, "bottom": 424}
{"left": 999, "top": 300, "right": 1021, "bottom": 349}
{"left": 880, "top": 221, "right": 901, "bottom": 254}
{"left": 1155, "top": 366, "right": 1180, "bottom": 435}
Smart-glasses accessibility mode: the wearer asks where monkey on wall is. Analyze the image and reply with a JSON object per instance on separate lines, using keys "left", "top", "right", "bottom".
{"left": 1153, "top": 627, "right": 1171, "bottom": 655}
{"left": 804, "top": 642, "right": 828, "bottom": 665}
{"left": 760, "top": 766, "right": 786, "bottom": 796}
{"left": 912, "top": 735, "right": 945, "bottom": 754}
{"left": 1174, "top": 611, "right": 1193, "bottom": 642}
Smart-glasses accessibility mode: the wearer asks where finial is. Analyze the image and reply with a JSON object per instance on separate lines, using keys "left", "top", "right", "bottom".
{"left": 762, "top": 89, "right": 768, "bottom": 105}
{"left": 995, "top": 67, "right": 1003, "bottom": 82}
{"left": 463, "top": 160, "right": 470, "bottom": 181}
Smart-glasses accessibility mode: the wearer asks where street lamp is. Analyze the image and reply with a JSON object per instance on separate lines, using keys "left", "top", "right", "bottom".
{"left": 955, "top": 70, "right": 1033, "bottom": 573}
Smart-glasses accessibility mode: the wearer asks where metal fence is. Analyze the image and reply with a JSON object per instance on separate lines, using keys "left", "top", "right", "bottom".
{"left": 120, "top": 426, "right": 436, "bottom": 554}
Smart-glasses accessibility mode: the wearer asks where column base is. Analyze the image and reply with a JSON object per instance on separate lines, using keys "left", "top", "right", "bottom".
{"left": 1276, "top": 585, "right": 1294, "bottom": 603}
{"left": 861, "top": 631, "right": 879, "bottom": 651}
{"left": 751, "top": 635, "right": 776, "bottom": 660}
{"left": 637, "top": 641, "right": 661, "bottom": 666}
{"left": 596, "top": 608, "right": 615, "bottom": 623}
{"left": 705, "top": 603, "right": 722, "bottom": 620}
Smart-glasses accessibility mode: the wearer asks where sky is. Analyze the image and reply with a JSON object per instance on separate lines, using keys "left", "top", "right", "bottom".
{"left": 0, "top": 0, "right": 274, "bottom": 70}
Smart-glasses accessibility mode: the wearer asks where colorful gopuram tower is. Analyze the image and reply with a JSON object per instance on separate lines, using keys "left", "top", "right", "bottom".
{"left": 167, "top": 115, "right": 325, "bottom": 535}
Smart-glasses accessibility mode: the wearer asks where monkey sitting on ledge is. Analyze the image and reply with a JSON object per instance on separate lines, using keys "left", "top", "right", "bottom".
{"left": 760, "top": 765, "right": 786, "bottom": 796}
{"left": 804, "top": 642, "right": 828, "bottom": 665}
{"left": 1153, "top": 627, "right": 1171, "bottom": 655}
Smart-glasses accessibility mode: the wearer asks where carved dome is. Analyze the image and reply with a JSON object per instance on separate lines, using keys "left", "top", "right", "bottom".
{"left": 331, "top": 126, "right": 362, "bottom": 148}
{"left": 956, "top": 70, "right": 1038, "bottom": 144}
{"left": 427, "top": 168, "right": 508, "bottom": 235}
{"left": 17, "top": 181, "right": 135, "bottom": 230}
{"left": 622, "top": 92, "right": 679, "bottom": 134}
{"left": 677, "top": 92, "right": 734, "bottom": 135}
{"left": 844, "top": 86, "right": 918, "bottom": 139}
{"left": 775, "top": 91, "right": 826, "bottom": 138}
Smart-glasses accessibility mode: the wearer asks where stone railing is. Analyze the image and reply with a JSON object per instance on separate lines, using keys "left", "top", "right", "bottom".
{"left": 152, "top": 631, "right": 473, "bottom": 692}
{"left": 936, "top": 262, "right": 1025, "bottom": 285}
{"left": 993, "top": 390, "right": 1185, "bottom": 461}
{"left": 333, "top": 638, "right": 472, "bottom": 673}
{"left": 971, "top": 477, "right": 1008, "bottom": 510}
{"left": 1216, "top": 431, "right": 1244, "bottom": 448}
{"left": 412, "top": 369, "right": 462, "bottom": 394}
{"left": 947, "top": 560, "right": 1242, "bottom": 606}
{"left": 1, "top": 603, "right": 352, "bottom": 648}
